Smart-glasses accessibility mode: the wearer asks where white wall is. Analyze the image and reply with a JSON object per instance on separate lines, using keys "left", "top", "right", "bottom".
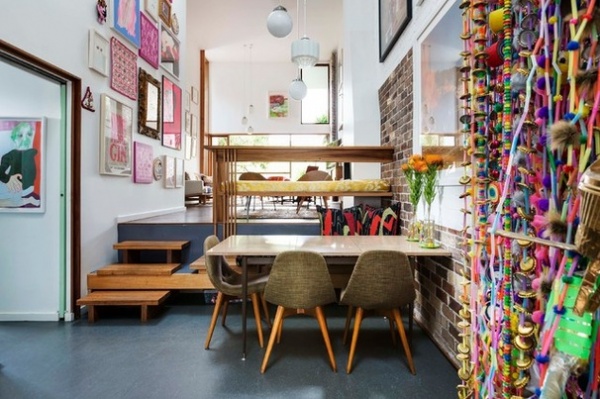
{"left": 0, "top": 0, "right": 188, "bottom": 297}
{"left": 209, "top": 62, "right": 330, "bottom": 135}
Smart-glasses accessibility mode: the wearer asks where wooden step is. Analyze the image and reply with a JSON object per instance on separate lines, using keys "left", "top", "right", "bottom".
{"left": 113, "top": 240, "right": 190, "bottom": 251}
{"left": 113, "top": 240, "right": 190, "bottom": 263}
{"left": 189, "top": 255, "right": 239, "bottom": 272}
{"left": 77, "top": 290, "right": 170, "bottom": 322}
{"left": 96, "top": 263, "right": 181, "bottom": 276}
{"left": 87, "top": 271, "right": 214, "bottom": 290}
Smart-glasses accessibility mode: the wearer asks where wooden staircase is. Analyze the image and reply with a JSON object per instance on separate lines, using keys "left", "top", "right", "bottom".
{"left": 78, "top": 240, "right": 214, "bottom": 322}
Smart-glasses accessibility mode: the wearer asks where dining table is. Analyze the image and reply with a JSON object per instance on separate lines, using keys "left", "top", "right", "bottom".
{"left": 205, "top": 234, "right": 452, "bottom": 360}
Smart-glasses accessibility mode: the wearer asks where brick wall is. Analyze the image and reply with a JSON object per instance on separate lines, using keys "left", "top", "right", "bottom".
{"left": 378, "top": 49, "right": 462, "bottom": 368}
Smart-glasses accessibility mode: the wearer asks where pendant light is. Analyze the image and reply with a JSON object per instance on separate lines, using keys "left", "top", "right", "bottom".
{"left": 247, "top": 44, "right": 254, "bottom": 134}
{"left": 289, "top": 69, "right": 307, "bottom": 100}
{"left": 291, "top": 0, "right": 319, "bottom": 68}
{"left": 267, "top": 5, "right": 293, "bottom": 38}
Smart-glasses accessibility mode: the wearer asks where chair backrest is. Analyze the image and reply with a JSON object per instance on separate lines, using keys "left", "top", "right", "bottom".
{"left": 203, "top": 235, "right": 237, "bottom": 291}
{"left": 297, "top": 170, "right": 332, "bottom": 182}
{"left": 264, "top": 251, "right": 336, "bottom": 309}
{"left": 239, "top": 172, "right": 267, "bottom": 181}
{"left": 341, "top": 250, "right": 416, "bottom": 309}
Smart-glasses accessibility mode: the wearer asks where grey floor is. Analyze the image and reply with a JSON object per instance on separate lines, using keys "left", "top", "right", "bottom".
{"left": 0, "top": 295, "right": 459, "bottom": 399}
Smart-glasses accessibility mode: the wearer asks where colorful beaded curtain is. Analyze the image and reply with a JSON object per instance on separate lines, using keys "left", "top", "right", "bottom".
{"left": 458, "top": 0, "right": 600, "bottom": 398}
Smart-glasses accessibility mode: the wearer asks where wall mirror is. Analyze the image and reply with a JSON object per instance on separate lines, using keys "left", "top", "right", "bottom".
{"left": 138, "top": 67, "right": 161, "bottom": 140}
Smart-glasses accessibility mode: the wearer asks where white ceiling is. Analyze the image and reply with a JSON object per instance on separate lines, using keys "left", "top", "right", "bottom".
{"left": 186, "top": 0, "right": 343, "bottom": 63}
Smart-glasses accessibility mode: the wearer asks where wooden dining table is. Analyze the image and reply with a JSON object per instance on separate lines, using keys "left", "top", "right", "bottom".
{"left": 205, "top": 235, "right": 452, "bottom": 359}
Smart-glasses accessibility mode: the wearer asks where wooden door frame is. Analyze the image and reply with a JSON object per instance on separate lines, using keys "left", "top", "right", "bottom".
{"left": 0, "top": 40, "right": 81, "bottom": 319}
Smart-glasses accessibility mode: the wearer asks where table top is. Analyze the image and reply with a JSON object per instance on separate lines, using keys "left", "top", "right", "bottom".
{"left": 206, "top": 235, "right": 452, "bottom": 257}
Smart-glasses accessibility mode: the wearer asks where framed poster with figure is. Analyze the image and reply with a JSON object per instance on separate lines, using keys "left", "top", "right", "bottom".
{"left": 0, "top": 118, "right": 46, "bottom": 213}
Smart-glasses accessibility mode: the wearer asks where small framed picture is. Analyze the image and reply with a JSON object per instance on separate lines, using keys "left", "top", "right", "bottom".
{"left": 139, "top": 12, "right": 159, "bottom": 69}
{"left": 160, "top": 24, "right": 180, "bottom": 78}
{"left": 184, "top": 91, "right": 190, "bottom": 111}
{"left": 164, "top": 155, "right": 175, "bottom": 188}
{"left": 159, "top": 0, "right": 171, "bottom": 27}
{"left": 191, "top": 86, "right": 199, "bottom": 104}
{"left": 184, "top": 134, "right": 192, "bottom": 160}
{"left": 268, "top": 91, "right": 289, "bottom": 118}
{"left": 88, "top": 29, "right": 110, "bottom": 76}
{"left": 112, "top": 0, "right": 141, "bottom": 48}
{"left": 184, "top": 111, "right": 191, "bottom": 133}
{"left": 145, "top": 0, "right": 159, "bottom": 22}
{"left": 191, "top": 114, "right": 198, "bottom": 137}
{"left": 175, "top": 158, "right": 184, "bottom": 188}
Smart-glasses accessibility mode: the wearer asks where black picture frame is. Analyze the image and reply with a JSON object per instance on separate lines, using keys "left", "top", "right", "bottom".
{"left": 379, "top": 0, "right": 412, "bottom": 62}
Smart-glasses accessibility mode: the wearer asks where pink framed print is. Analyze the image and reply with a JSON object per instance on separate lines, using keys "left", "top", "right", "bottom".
{"left": 133, "top": 141, "right": 153, "bottom": 183}
{"left": 110, "top": 37, "right": 138, "bottom": 100}
{"left": 99, "top": 94, "right": 133, "bottom": 176}
{"left": 161, "top": 75, "right": 182, "bottom": 150}
{"left": 139, "top": 12, "right": 159, "bottom": 69}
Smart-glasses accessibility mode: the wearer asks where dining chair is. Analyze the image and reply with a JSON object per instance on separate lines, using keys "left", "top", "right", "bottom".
{"left": 340, "top": 250, "right": 416, "bottom": 374}
{"left": 295, "top": 169, "right": 332, "bottom": 213}
{"left": 203, "top": 235, "right": 270, "bottom": 350}
{"left": 260, "top": 250, "right": 338, "bottom": 373}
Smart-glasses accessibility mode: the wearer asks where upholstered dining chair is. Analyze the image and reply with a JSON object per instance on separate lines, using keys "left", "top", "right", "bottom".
{"left": 340, "top": 250, "right": 416, "bottom": 374}
{"left": 260, "top": 250, "right": 338, "bottom": 373}
{"left": 295, "top": 170, "right": 333, "bottom": 213}
{"left": 238, "top": 172, "right": 274, "bottom": 217}
{"left": 203, "top": 235, "right": 270, "bottom": 350}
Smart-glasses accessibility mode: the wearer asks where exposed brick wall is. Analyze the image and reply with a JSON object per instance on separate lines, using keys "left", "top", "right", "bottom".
{"left": 378, "top": 49, "right": 462, "bottom": 369}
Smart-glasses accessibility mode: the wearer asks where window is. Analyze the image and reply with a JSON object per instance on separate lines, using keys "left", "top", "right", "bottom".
{"left": 301, "top": 64, "right": 329, "bottom": 125}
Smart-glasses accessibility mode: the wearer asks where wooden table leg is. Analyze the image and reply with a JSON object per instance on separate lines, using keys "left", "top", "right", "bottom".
{"left": 88, "top": 305, "right": 97, "bottom": 322}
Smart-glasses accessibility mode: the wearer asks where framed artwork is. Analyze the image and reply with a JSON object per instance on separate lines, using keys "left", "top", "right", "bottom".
{"left": 88, "top": 29, "right": 110, "bottom": 76}
{"left": 162, "top": 75, "right": 182, "bottom": 149}
{"left": 159, "top": 0, "right": 171, "bottom": 27}
{"left": 184, "top": 134, "right": 192, "bottom": 160}
{"left": 164, "top": 155, "right": 175, "bottom": 188}
{"left": 110, "top": 37, "right": 138, "bottom": 100}
{"left": 112, "top": 0, "right": 141, "bottom": 48}
{"left": 191, "top": 86, "right": 199, "bottom": 104}
{"left": 191, "top": 114, "right": 198, "bottom": 137}
{"left": 0, "top": 118, "right": 45, "bottom": 213}
{"left": 268, "top": 91, "right": 289, "bottom": 118}
{"left": 184, "top": 111, "right": 191, "bottom": 133}
{"left": 152, "top": 157, "right": 163, "bottom": 180}
{"left": 144, "top": 0, "right": 159, "bottom": 22}
{"left": 191, "top": 137, "right": 197, "bottom": 158}
{"left": 184, "top": 91, "right": 190, "bottom": 111}
{"left": 139, "top": 12, "right": 159, "bottom": 69}
{"left": 133, "top": 141, "right": 153, "bottom": 183}
{"left": 99, "top": 94, "right": 133, "bottom": 176}
{"left": 175, "top": 158, "right": 184, "bottom": 188}
{"left": 379, "top": 0, "right": 412, "bottom": 62}
{"left": 160, "top": 24, "right": 180, "bottom": 78}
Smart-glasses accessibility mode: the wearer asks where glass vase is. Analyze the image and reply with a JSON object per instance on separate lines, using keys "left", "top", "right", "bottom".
{"left": 420, "top": 203, "right": 439, "bottom": 248}
{"left": 406, "top": 210, "right": 420, "bottom": 242}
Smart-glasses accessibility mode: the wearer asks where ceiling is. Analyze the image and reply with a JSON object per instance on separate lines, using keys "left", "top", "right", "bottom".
{"left": 186, "top": 0, "right": 343, "bottom": 63}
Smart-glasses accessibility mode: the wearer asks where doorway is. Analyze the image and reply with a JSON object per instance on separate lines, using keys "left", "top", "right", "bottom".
{"left": 0, "top": 40, "right": 81, "bottom": 321}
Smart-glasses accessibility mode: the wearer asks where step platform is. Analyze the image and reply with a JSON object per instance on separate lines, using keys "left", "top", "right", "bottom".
{"left": 76, "top": 290, "right": 171, "bottom": 322}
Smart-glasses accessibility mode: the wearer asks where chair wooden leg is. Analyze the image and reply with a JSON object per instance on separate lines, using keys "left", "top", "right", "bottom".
{"left": 408, "top": 301, "right": 414, "bottom": 343}
{"left": 251, "top": 293, "right": 264, "bottom": 348}
{"left": 342, "top": 305, "right": 354, "bottom": 345}
{"left": 221, "top": 300, "right": 229, "bottom": 326}
{"left": 261, "top": 293, "right": 271, "bottom": 328}
{"left": 389, "top": 317, "right": 397, "bottom": 347}
{"left": 392, "top": 308, "right": 416, "bottom": 375}
{"left": 314, "top": 306, "right": 337, "bottom": 372}
{"left": 205, "top": 292, "right": 225, "bottom": 349}
{"left": 346, "top": 307, "right": 364, "bottom": 374}
{"left": 261, "top": 305, "right": 285, "bottom": 373}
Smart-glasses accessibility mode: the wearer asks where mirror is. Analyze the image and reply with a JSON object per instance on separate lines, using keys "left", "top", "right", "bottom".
{"left": 138, "top": 67, "right": 161, "bottom": 139}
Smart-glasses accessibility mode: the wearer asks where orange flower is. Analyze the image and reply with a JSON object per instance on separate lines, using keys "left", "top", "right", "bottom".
{"left": 401, "top": 163, "right": 409, "bottom": 171}
{"left": 424, "top": 154, "right": 444, "bottom": 168}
